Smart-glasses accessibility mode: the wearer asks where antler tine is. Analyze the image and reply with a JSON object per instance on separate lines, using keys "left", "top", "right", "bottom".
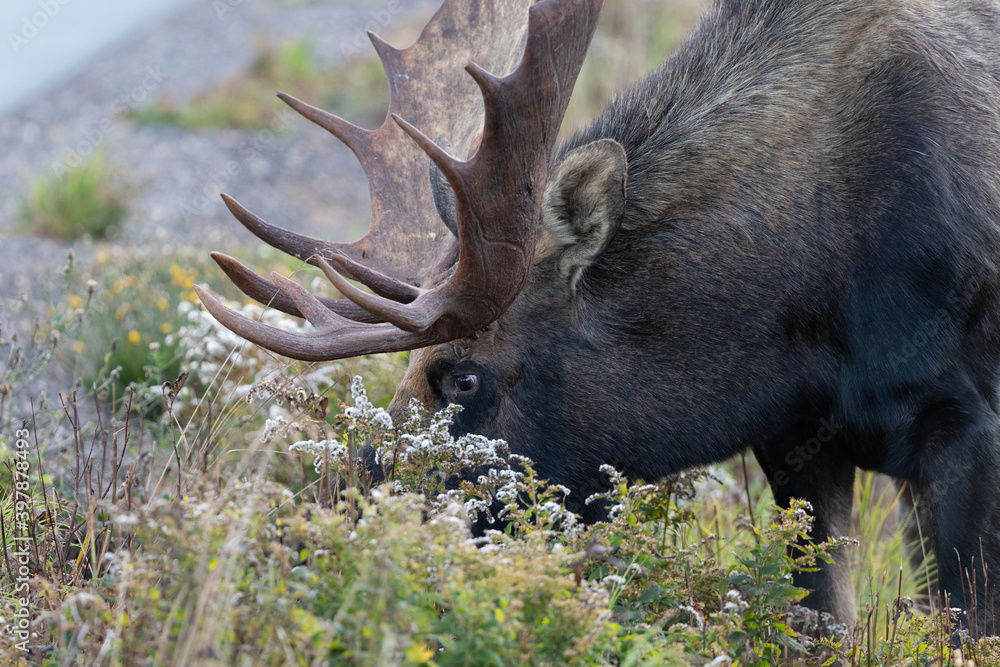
{"left": 269, "top": 272, "right": 339, "bottom": 328}
{"left": 390, "top": 114, "right": 469, "bottom": 190}
{"left": 193, "top": 285, "right": 435, "bottom": 362}
{"left": 367, "top": 31, "right": 403, "bottom": 73}
{"left": 325, "top": 253, "right": 421, "bottom": 303}
{"left": 315, "top": 257, "right": 441, "bottom": 333}
{"left": 221, "top": 194, "right": 400, "bottom": 291}
{"left": 221, "top": 194, "right": 343, "bottom": 265}
{"left": 277, "top": 93, "right": 373, "bottom": 159}
{"left": 463, "top": 62, "right": 503, "bottom": 109}
{"left": 210, "top": 252, "right": 383, "bottom": 324}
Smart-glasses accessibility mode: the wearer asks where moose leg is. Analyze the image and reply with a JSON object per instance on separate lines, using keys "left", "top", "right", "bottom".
{"left": 753, "top": 438, "right": 857, "bottom": 624}
{"left": 915, "top": 406, "right": 1000, "bottom": 636}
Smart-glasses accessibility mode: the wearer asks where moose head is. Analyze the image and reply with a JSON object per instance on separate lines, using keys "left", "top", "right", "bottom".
{"left": 195, "top": 0, "right": 621, "bottom": 519}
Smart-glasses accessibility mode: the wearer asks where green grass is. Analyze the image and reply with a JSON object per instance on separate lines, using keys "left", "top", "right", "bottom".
{"left": 851, "top": 471, "right": 937, "bottom": 615}
{"left": 17, "top": 151, "right": 130, "bottom": 240}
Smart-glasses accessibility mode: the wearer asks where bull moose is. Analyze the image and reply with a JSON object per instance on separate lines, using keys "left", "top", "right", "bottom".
{"left": 194, "top": 0, "right": 1000, "bottom": 633}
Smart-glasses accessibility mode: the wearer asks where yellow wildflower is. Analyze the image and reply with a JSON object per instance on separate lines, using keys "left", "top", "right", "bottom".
{"left": 68, "top": 295, "right": 84, "bottom": 309}
{"left": 157, "top": 297, "right": 169, "bottom": 312}
{"left": 169, "top": 264, "right": 187, "bottom": 287}
{"left": 72, "top": 341, "right": 86, "bottom": 354}
{"left": 406, "top": 643, "right": 435, "bottom": 663}
{"left": 160, "top": 322, "right": 173, "bottom": 334}
{"left": 128, "top": 330, "right": 141, "bottom": 344}
{"left": 169, "top": 264, "right": 201, "bottom": 290}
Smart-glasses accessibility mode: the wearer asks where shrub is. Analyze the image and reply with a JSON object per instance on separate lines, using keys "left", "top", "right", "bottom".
{"left": 17, "top": 151, "right": 130, "bottom": 240}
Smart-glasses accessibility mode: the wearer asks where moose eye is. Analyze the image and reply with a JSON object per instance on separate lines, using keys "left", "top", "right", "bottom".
{"left": 453, "top": 374, "right": 479, "bottom": 395}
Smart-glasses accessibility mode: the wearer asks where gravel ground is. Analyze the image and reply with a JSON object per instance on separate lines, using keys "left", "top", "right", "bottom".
{"left": 0, "top": 0, "right": 438, "bottom": 308}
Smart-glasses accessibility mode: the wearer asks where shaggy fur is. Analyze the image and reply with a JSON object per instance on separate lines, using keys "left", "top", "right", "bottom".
{"left": 392, "top": 0, "right": 1000, "bottom": 631}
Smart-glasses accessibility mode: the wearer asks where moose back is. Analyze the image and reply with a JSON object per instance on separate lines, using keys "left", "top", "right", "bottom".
{"left": 196, "top": 0, "right": 1000, "bottom": 631}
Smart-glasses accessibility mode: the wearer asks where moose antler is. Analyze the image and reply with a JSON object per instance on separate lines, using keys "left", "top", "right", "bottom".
{"left": 195, "top": 0, "right": 604, "bottom": 361}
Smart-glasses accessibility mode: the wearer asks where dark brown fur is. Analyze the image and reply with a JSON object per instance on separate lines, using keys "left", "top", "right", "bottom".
{"left": 393, "top": 0, "right": 1000, "bottom": 632}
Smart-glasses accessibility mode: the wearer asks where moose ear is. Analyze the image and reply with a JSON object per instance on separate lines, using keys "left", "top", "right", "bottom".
{"left": 537, "top": 138, "right": 627, "bottom": 291}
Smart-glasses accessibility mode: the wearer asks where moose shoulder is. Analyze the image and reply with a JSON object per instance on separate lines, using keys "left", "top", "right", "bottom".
{"left": 196, "top": 0, "right": 1000, "bottom": 632}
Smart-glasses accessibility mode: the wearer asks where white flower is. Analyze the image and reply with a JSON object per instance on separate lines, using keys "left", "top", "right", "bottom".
{"left": 677, "top": 605, "right": 704, "bottom": 631}
{"left": 371, "top": 409, "right": 393, "bottom": 430}
{"left": 602, "top": 574, "right": 627, "bottom": 587}
{"left": 260, "top": 417, "right": 288, "bottom": 446}
{"left": 289, "top": 439, "right": 351, "bottom": 473}
{"left": 344, "top": 376, "right": 395, "bottom": 435}
{"left": 599, "top": 464, "right": 625, "bottom": 485}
